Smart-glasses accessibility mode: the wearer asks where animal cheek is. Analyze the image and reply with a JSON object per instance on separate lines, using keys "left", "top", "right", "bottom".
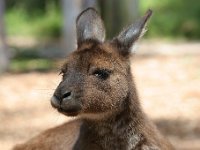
{"left": 81, "top": 88, "right": 110, "bottom": 113}
{"left": 110, "top": 76, "right": 129, "bottom": 102}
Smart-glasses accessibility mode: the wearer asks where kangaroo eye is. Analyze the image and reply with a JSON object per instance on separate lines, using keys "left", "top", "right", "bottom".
{"left": 93, "top": 69, "right": 111, "bottom": 80}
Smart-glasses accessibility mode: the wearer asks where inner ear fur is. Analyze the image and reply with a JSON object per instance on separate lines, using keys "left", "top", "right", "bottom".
{"left": 76, "top": 8, "right": 106, "bottom": 47}
{"left": 112, "top": 9, "right": 152, "bottom": 57}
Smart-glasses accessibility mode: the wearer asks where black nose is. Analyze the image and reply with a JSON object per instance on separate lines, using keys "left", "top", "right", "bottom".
{"left": 62, "top": 91, "right": 72, "bottom": 100}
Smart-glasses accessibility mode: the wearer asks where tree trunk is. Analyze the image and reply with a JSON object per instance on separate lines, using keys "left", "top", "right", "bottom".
{"left": 82, "top": 0, "right": 97, "bottom": 9}
{"left": 99, "top": 0, "right": 139, "bottom": 39}
{"left": 0, "top": 0, "right": 9, "bottom": 73}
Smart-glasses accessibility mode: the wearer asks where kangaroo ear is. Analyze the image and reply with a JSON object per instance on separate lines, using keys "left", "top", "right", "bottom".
{"left": 113, "top": 9, "right": 152, "bottom": 56}
{"left": 76, "top": 8, "right": 106, "bottom": 46}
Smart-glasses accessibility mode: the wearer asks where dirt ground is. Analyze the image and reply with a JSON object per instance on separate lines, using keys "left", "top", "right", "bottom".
{"left": 0, "top": 52, "right": 200, "bottom": 149}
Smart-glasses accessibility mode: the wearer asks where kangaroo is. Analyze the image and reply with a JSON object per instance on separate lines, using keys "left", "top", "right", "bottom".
{"left": 13, "top": 8, "right": 174, "bottom": 150}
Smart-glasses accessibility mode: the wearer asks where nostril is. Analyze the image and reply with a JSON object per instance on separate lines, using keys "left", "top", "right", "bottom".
{"left": 62, "top": 91, "right": 72, "bottom": 100}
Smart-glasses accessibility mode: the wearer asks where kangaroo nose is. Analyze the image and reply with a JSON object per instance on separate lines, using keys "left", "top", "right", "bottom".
{"left": 62, "top": 91, "right": 72, "bottom": 100}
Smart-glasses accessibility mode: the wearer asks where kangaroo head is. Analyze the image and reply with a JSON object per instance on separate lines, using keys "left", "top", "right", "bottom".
{"left": 51, "top": 8, "right": 152, "bottom": 119}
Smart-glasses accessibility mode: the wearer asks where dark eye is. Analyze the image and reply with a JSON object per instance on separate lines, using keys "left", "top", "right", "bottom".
{"left": 93, "top": 69, "right": 111, "bottom": 80}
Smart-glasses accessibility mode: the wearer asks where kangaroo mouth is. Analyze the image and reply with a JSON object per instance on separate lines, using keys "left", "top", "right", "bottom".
{"left": 51, "top": 96, "right": 81, "bottom": 117}
{"left": 57, "top": 107, "right": 81, "bottom": 116}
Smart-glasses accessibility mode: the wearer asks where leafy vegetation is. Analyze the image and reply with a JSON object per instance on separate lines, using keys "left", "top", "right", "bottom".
{"left": 10, "top": 58, "right": 54, "bottom": 72}
{"left": 140, "top": 0, "right": 200, "bottom": 39}
{"left": 5, "top": 0, "right": 62, "bottom": 38}
{"left": 5, "top": 0, "right": 200, "bottom": 39}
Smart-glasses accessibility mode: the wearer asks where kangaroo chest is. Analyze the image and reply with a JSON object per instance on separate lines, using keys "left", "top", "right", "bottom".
{"left": 72, "top": 121, "right": 143, "bottom": 150}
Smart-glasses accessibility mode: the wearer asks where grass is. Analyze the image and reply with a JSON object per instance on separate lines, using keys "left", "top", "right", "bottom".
{"left": 9, "top": 47, "right": 57, "bottom": 72}
{"left": 10, "top": 58, "right": 54, "bottom": 72}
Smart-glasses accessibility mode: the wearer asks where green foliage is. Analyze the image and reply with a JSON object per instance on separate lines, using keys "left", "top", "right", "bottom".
{"left": 32, "top": 9, "right": 62, "bottom": 38}
{"left": 5, "top": 0, "right": 200, "bottom": 39}
{"left": 7, "top": 0, "right": 59, "bottom": 15}
{"left": 140, "top": 0, "right": 200, "bottom": 39}
{"left": 9, "top": 47, "right": 56, "bottom": 72}
{"left": 10, "top": 58, "right": 54, "bottom": 72}
{"left": 5, "top": 0, "right": 62, "bottom": 38}
{"left": 5, "top": 9, "right": 32, "bottom": 36}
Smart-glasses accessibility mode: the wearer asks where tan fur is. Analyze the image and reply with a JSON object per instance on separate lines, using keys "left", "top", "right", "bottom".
{"left": 13, "top": 120, "right": 81, "bottom": 150}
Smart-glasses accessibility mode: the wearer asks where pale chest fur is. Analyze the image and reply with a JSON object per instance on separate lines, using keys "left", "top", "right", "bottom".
{"left": 98, "top": 130, "right": 142, "bottom": 150}
{"left": 84, "top": 121, "right": 144, "bottom": 150}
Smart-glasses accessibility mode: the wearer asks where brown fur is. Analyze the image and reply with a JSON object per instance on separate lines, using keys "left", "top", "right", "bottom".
{"left": 13, "top": 8, "right": 174, "bottom": 150}
{"left": 14, "top": 120, "right": 81, "bottom": 150}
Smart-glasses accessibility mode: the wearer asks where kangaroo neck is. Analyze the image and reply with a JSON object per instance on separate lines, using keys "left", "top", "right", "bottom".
{"left": 83, "top": 86, "right": 145, "bottom": 133}
{"left": 77, "top": 85, "right": 146, "bottom": 150}
{"left": 73, "top": 72, "right": 147, "bottom": 150}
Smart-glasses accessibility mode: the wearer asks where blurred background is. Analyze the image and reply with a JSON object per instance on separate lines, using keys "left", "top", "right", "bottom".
{"left": 0, "top": 0, "right": 200, "bottom": 149}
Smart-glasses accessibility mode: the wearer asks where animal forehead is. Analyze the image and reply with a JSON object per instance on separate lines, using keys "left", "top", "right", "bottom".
{"left": 64, "top": 43, "right": 124, "bottom": 70}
